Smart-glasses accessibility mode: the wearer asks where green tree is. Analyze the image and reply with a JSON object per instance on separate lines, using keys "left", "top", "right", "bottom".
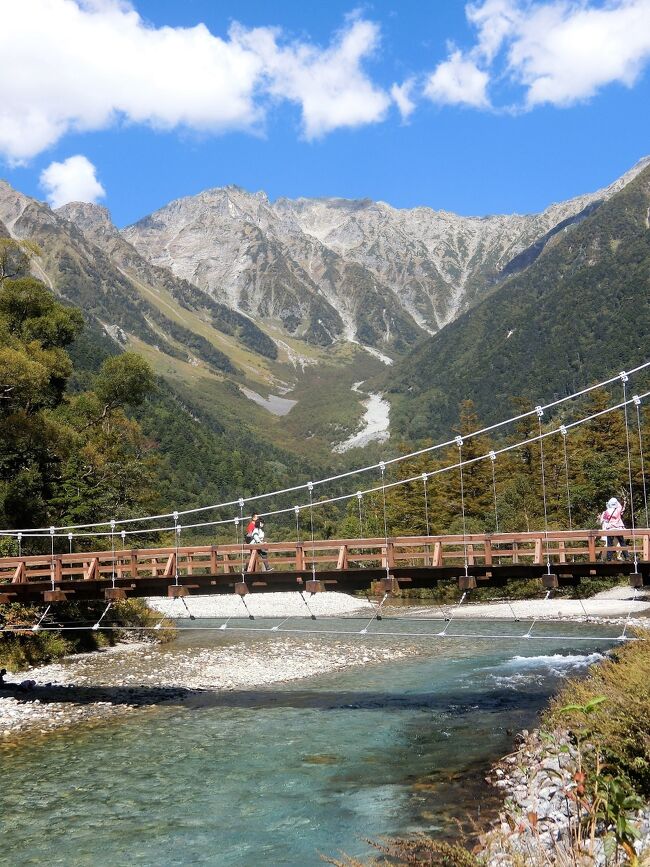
{"left": 94, "top": 353, "right": 156, "bottom": 414}
{"left": 0, "top": 256, "right": 158, "bottom": 538}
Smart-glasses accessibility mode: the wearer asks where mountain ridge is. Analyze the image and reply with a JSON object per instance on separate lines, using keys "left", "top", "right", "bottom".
{"left": 388, "top": 161, "right": 650, "bottom": 440}
{"left": 122, "top": 156, "right": 650, "bottom": 350}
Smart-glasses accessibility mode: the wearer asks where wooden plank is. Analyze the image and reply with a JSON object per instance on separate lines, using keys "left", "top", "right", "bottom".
{"left": 163, "top": 553, "right": 176, "bottom": 579}
{"left": 336, "top": 546, "right": 348, "bottom": 570}
{"left": 588, "top": 535, "right": 597, "bottom": 562}
{"left": 246, "top": 550, "right": 258, "bottom": 573}
{"left": 433, "top": 542, "right": 442, "bottom": 567}
{"left": 533, "top": 538, "right": 543, "bottom": 565}
{"left": 484, "top": 539, "right": 492, "bottom": 566}
{"left": 295, "top": 544, "right": 305, "bottom": 571}
{"left": 12, "top": 562, "right": 26, "bottom": 584}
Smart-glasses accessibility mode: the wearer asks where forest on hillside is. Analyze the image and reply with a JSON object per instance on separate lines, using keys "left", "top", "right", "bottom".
{"left": 0, "top": 239, "right": 311, "bottom": 549}
{"left": 388, "top": 164, "right": 650, "bottom": 440}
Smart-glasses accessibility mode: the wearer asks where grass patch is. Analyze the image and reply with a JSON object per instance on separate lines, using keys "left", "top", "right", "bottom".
{"left": 546, "top": 629, "right": 650, "bottom": 798}
{"left": 0, "top": 599, "right": 174, "bottom": 672}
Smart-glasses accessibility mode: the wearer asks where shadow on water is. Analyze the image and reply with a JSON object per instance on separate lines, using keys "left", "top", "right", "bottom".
{"left": 0, "top": 682, "right": 554, "bottom": 713}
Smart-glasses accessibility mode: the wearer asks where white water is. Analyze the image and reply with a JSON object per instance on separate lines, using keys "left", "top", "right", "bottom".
{"left": 333, "top": 382, "right": 390, "bottom": 453}
{"left": 360, "top": 344, "right": 394, "bottom": 365}
{"left": 240, "top": 387, "right": 297, "bottom": 416}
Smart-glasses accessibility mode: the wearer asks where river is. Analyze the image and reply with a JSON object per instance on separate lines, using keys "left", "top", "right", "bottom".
{"left": 0, "top": 619, "right": 618, "bottom": 865}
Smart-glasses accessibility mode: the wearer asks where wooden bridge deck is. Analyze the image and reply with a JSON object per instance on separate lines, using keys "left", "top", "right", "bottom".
{"left": 1, "top": 530, "right": 649, "bottom": 604}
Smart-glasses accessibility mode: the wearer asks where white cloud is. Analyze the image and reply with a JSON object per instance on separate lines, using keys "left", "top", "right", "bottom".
{"left": 429, "top": 0, "right": 650, "bottom": 112}
{"left": 466, "top": 0, "right": 520, "bottom": 61}
{"left": 506, "top": 0, "right": 650, "bottom": 107}
{"left": 240, "top": 17, "right": 390, "bottom": 139}
{"left": 424, "top": 50, "right": 490, "bottom": 107}
{"left": 40, "top": 155, "right": 106, "bottom": 208}
{"left": 0, "top": 1, "right": 390, "bottom": 163}
{"left": 390, "top": 79, "right": 417, "bottom": 121}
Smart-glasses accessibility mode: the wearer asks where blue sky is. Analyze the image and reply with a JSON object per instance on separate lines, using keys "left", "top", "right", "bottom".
{"left": 2, "top": 0, "right": 650, "bottom": 226}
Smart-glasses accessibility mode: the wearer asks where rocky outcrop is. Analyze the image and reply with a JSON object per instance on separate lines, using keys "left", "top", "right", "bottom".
{"left": 122, "top": 157, "right": 650, "bottom": 351}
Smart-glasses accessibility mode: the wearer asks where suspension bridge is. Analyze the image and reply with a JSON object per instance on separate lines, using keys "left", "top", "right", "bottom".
{"left": 1, "top": 364, "right": 649, "bottom": 613}
{"left": 0, "top": 529, "right": 648, "bottom": 606}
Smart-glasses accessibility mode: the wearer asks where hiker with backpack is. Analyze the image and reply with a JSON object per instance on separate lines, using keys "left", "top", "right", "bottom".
{"left": 250, "top": 518, "right": 272, "bottom": 571}
{"left": 245, "top": 513, "right": 258, "bottom": 544}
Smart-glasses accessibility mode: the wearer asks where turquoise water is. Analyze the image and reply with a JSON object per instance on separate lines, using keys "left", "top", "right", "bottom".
{"left": 0, "top": 619, "right": 619, "bottom": 866}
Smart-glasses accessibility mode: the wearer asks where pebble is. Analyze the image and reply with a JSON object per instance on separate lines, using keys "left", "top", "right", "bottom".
{"left": 478, "top": 727, "right": 650, "bottom": 865}
{"left": 0, "top": 628, "right": 422, "bottom": 741}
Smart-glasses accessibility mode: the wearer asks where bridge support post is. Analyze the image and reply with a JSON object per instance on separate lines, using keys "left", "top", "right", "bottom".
{"left": 542, "top": 573, "right": 558, "bottom": 589}
{"left": 458, "top": 575, "right": 476, "bottom": 591}
{"left": 168, "top": 585, "right": 190, "bottom": 598}
{"left": 43, "top": 589, "right": 67, "bottom": 602}
{"left": 629, "top": 573, "right": 644, "bottom": 588}
{"left": 234, "top": 581, "right": 249, "bottom": 596}
{"left": 105, "top": 587, "right": 127, "bottom": 601}
{"left": 379, "top": 575, "right": 399, "bottom": 594}
{"left": 306, "top": 579, "right": 325, "bottom": 593}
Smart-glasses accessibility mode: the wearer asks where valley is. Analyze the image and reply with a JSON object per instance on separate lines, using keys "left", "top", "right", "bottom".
{"left": 0, "top": 155, "right": 649, "bottom": 476}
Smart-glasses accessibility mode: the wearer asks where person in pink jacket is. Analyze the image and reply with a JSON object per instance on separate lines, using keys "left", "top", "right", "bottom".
{"left": 598, "top": 497, "right": 629, "bottom": 561}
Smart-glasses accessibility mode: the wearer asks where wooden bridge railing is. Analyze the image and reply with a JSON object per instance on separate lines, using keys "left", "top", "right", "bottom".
{"left": 1, "top": 529, "right": 649, "bottom": 593}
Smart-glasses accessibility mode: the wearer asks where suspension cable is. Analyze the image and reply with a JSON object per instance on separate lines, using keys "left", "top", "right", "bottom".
{"left": 6, "top": 390, "right": 650, "bottom": 541}
{"left": 633, "top": 395, "right": 649, "bottom": 527}
{"left": 621, "top": 374, "right": 639, "bottom": 571}
{"left": 238, "top": 498, "right": 245, "bottom": 578}
{"left": 536, "top": 407, "right": 552, "bottom": 576}
{"left": 92, "top": 602, "right": 112, "bottom": 631}
{"left": 379, "top": 461, "right": 390, "bottom": 579}
{"left": 308, "top": 481, "right": 316, "bottom": 582}
{"left": 357, "top": 492, "right": 364, "bottom": 538}
{"left": 456, "top": 437, "right": 469, "bottom": 577}
{"left": 173, "top": 511, "right": 179, "bottom": 584}
{"left": 489, "top": 451, "right": 499, "bottom": 534}
{"left": 6, "top": 360, "right": 650, "bottom": 536}
{"left": 110, "top": 519, "right": 116, "bottom": 589}
{"left": 438, "top": 590, "right": 468, "bottom": 636}
{"left": 422, "top": 473, "right": 431, "bottom": 536}
{"left": 7, "top": 621, "right": 634, "bottom": 643}
{"left": 559, "top": 425, "right": 573, "bottom": 530}
{"left": 524, "top": 589, "right": 552, "bottom": 638}
{"left": 49, "top": 526, "right": 55, "bottom": 591}
{"left": 234, "top": 515, "right": 242, "bottom": 580}
{"left": 31, "top": 604, "right": 51, "bottom": 633}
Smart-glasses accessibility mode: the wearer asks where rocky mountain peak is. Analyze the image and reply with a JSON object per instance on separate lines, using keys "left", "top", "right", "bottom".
{"left": 57, "top": 201, "right": 116, "bottom": 237}
{"left": 0, "top": 180, "right": 39, "bottom": 236}
{"left": 119, "top": 156, "right": 649, "bottom": 352}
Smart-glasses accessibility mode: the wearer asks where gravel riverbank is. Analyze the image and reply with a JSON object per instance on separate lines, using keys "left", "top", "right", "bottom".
{"left": 145, "top": 589, "right": 374, "bottom": 619}
{"left": 402, "top": 587, "right": 650, "bottom": 623}
{"left": 0, "top": 596, "right": 413, "bottom": 741}
{"left": 478, "top": 728, "right": 650, "bottom": 865}
{"left": 2, "top": 589, "right": 646, "bottom": 747}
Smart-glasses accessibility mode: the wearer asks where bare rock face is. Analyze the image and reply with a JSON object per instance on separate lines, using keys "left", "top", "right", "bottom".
{"left": 122, "top": 158, "right": 650, "bottom": 351}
